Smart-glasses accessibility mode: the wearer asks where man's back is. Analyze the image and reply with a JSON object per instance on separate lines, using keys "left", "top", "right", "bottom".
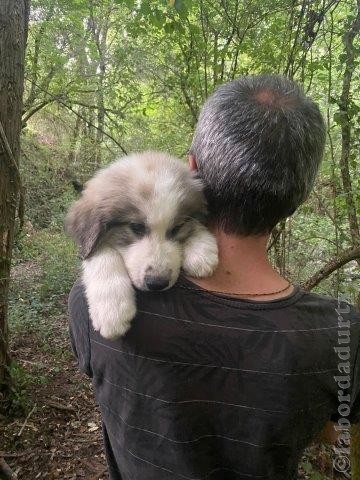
{"left": 69, "top": 277, "right": 360, "bottom": 480}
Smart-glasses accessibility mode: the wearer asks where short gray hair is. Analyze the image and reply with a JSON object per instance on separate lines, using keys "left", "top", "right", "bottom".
{"left": 190, "top": 75, "right": 326, "bottom": 235}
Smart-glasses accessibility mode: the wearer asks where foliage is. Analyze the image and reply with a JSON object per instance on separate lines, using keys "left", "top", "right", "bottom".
{"left": 5, "top": 361, "right": 34, "bottom": 415}
{"left": 7, "top": 229, "right": 78, "bottom": 415}
{"left": 11, "top": 229, "right": 79, "bottom": 315}
{"left": 5, "top": 2, "right": 359, "bottom": 476}
{"left": 19, "top": 0, "right": 360, "bottom": 301}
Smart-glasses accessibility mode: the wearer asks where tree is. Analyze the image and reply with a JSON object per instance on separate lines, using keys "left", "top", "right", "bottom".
{"left": 0, "top": 0, "right": 30, "bottom": 411}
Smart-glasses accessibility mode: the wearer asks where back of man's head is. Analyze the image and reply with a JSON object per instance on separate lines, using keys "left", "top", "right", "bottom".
{"left": 190, "top": 74, "right": 326, "bottom": 235}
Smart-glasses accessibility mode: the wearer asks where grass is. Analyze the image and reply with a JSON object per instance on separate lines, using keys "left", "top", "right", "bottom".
{"left": 10, "top": 229, "right": 79, "bottom": 328}
{"left": 7, "top": 227, "right": 79, "bottom": 414}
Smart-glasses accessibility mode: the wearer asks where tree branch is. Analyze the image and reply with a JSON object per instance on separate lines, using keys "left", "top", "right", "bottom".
{"left": 302, "top": 246, "right": 360, "bottom": 291}
{"left": 337, "top": 0, "right": 360, "bottom": 246}
{"left": 58, "top": 99, "right": 127, "bottom": 155}
{"left": 22, "top": 99, "right": 56, "bottom": 125}
{"left": 23, "top": 77, "right": 128, "bottom": 155}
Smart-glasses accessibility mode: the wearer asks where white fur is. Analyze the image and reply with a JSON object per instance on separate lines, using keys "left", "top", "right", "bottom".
{"left": 182, "top": 221, "right": 219, "bottom": 278}
{"left": 120, "top": 235, "right": 182, "bottom": 290}
{"left": 85, "top": 223, "right": 218, "bottom": 340}
{"left": 83, "top": 248, "right": 136, "bottom": 338}
{"left": 68, "top": 152, "right": 219, "bottom": 340}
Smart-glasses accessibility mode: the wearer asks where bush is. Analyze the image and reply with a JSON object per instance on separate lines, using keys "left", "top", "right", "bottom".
{"left": 9, "top": 229, "right": 80, "bottom": 334}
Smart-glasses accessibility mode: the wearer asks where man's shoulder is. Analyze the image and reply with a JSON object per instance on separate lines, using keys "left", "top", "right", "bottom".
{"left": 298, "top": 289, "right": 360, "bottom": 319}
{"left": 295, "top": 290, "right": 360, "bottom": 349}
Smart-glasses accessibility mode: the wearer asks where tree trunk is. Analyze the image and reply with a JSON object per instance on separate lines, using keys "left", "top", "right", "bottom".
{"left": 88, "top": 2, "right": 110, "bottom": 167}
{"left": 0, "top": 0, "right": 29, "bottom": 409}
{"left": 23, "top": 3, "right": 55, "bottom": 112}
{"left": 66, "top": 114, "right": 82, "bottom": 169}
{"left": 338, "top": 1, "right": 360, "bottom": 248}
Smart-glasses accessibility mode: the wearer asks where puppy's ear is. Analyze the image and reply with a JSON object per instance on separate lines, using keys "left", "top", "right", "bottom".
{"left": 185, "top": 173, "right": 208, "bottom": 223}
{"left": 65, "top": 197, "right": 104, "bottom": 258}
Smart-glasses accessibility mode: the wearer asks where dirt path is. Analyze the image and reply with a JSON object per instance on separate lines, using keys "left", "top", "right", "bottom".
{"left": 1, "top": 310, "right": 107, "bottom": 479}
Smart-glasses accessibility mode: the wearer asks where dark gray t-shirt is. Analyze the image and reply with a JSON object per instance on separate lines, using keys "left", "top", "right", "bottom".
{"left": 68, "top": 277, "right": 360, "bottom": 480}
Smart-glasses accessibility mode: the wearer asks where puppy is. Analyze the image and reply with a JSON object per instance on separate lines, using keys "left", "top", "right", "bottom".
{"left": 66, "top": 151, "right": 218, "bottom": 339}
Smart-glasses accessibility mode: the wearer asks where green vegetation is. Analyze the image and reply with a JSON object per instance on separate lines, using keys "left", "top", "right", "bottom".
{"left": 19, "top": 0, "right": 359, "bottom": 302}
{"left": 10, "top": 230, "right": 78, "bottom": 330}
{"left": 3, "top": 0, "right": 359, "bottom": 477}
{"left": 8, "top": 230, "right": 77, "bottom": 414}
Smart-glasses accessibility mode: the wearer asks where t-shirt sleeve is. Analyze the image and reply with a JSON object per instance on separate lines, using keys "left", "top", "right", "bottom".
{"left": 68, "top": 279, "right": 93, "bottom": 378}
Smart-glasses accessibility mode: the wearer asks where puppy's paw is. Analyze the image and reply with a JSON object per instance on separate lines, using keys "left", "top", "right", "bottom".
{"left": 91, "top": 298, "right": 137, "bottom": 340}
{"left": 183, "top": 231, "right": 218, "bottom": 278}
{"left": 98, "top": 318, "right": 132, "bottom": 340}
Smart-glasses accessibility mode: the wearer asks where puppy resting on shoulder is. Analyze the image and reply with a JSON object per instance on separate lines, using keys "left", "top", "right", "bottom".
{"left": 66, "top": 151, "right": 218, "bottom": 339}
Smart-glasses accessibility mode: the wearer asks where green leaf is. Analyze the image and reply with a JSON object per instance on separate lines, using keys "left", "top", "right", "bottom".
{"left": 174, "top": 0, "right": 188, "bottom": 18}
{"left": 302, "top": 461, "right": 313, "bottom": 474}
{"left": 338, "top": 53, "right": 347, "bottom": 64}
{"left": 333, "top": 111, "right": 344, "bottom": 125}
{"left": 114, "top": 0, "right": 135, "bottom": 6}
{"left": 310, "top": 473, "right": 324, "bottom": 480}
{"left": 164, "top": 22, "right": 175, "bottom": 33}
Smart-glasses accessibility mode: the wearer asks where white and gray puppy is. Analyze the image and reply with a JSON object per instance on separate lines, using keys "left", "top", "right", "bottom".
{"left": 66, "top": 151, "right": 218, "bottom": 339}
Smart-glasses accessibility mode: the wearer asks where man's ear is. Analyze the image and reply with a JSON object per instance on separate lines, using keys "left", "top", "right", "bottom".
{"left": 65, "top": 197, "right": 104, "bottom": 259}
{"left": 188, "top": 154, "right": 198, "bottom": 172}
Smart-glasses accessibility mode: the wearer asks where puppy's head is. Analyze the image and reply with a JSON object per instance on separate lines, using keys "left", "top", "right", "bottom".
{"left": 65, "top": 151, "right": 207, "bottom": 290}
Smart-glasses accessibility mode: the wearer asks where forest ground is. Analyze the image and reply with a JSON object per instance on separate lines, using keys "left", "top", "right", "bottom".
{"left": 1, "top": 259, "right": 107, "bottom": 479}
{"left": 1, "top": 232, "right": 338, "bottom": 479}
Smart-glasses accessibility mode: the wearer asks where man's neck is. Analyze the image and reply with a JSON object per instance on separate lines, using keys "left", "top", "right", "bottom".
{"left": 187, "top": 229, "right": 293, "bottom": 300}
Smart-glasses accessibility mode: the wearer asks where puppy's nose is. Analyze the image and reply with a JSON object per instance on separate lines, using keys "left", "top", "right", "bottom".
{"left": 145, "top": 275, "right": 169, "bottom": 291}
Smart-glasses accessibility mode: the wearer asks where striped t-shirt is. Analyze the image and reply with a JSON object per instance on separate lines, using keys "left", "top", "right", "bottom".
{"left": 68, "top": 277, "right": 360, "bottom": 480}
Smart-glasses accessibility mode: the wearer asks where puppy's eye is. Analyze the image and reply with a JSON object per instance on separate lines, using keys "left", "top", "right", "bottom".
{"left": 169, "top": 223, "right": 184, "bottom": 237}
{"left": 106, "top": 220, "right": 124, "bottom": 230}
{"left": 129, "top": 222, "right": 146, "bottom": 237}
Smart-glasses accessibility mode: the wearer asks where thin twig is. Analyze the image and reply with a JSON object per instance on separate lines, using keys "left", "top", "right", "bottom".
{"left": 23, "top": 76, "right": 128, "bottom": 155}
{"left": 17, "top": 405, "right": 36, "bottom": 437}
{"left": 0, "top": 452, "right": 28, "bottom": 459}
{"left": 90, "top": 467, "right": 108, "bottom": 480}
{"left": 44, "top": 400, "right": 76, "bottom": 413}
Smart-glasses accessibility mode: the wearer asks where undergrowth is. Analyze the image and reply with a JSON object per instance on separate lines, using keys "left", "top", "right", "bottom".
{"left": 7, "top": 228, "right": 79, "bottom": 415}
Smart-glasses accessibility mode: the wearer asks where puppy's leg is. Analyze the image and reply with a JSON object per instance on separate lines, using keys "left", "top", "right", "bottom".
{"left": 82, "top": 247, "right": 136, "bottom": 339}
{"left": 182, "top": 221, "right": 218, "bottom": 278}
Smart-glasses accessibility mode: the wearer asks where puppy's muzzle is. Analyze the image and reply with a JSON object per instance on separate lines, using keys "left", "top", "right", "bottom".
{"left": 144, "top": 266, "right": 173, "bottom": 291}
{"left": 144, "top": 275, "right": 170, "bottom": 291}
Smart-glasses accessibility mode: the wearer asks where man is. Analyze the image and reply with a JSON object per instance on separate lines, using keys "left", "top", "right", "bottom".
{"left": 69, "top": 75, "right": 360, "bottom": 479}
